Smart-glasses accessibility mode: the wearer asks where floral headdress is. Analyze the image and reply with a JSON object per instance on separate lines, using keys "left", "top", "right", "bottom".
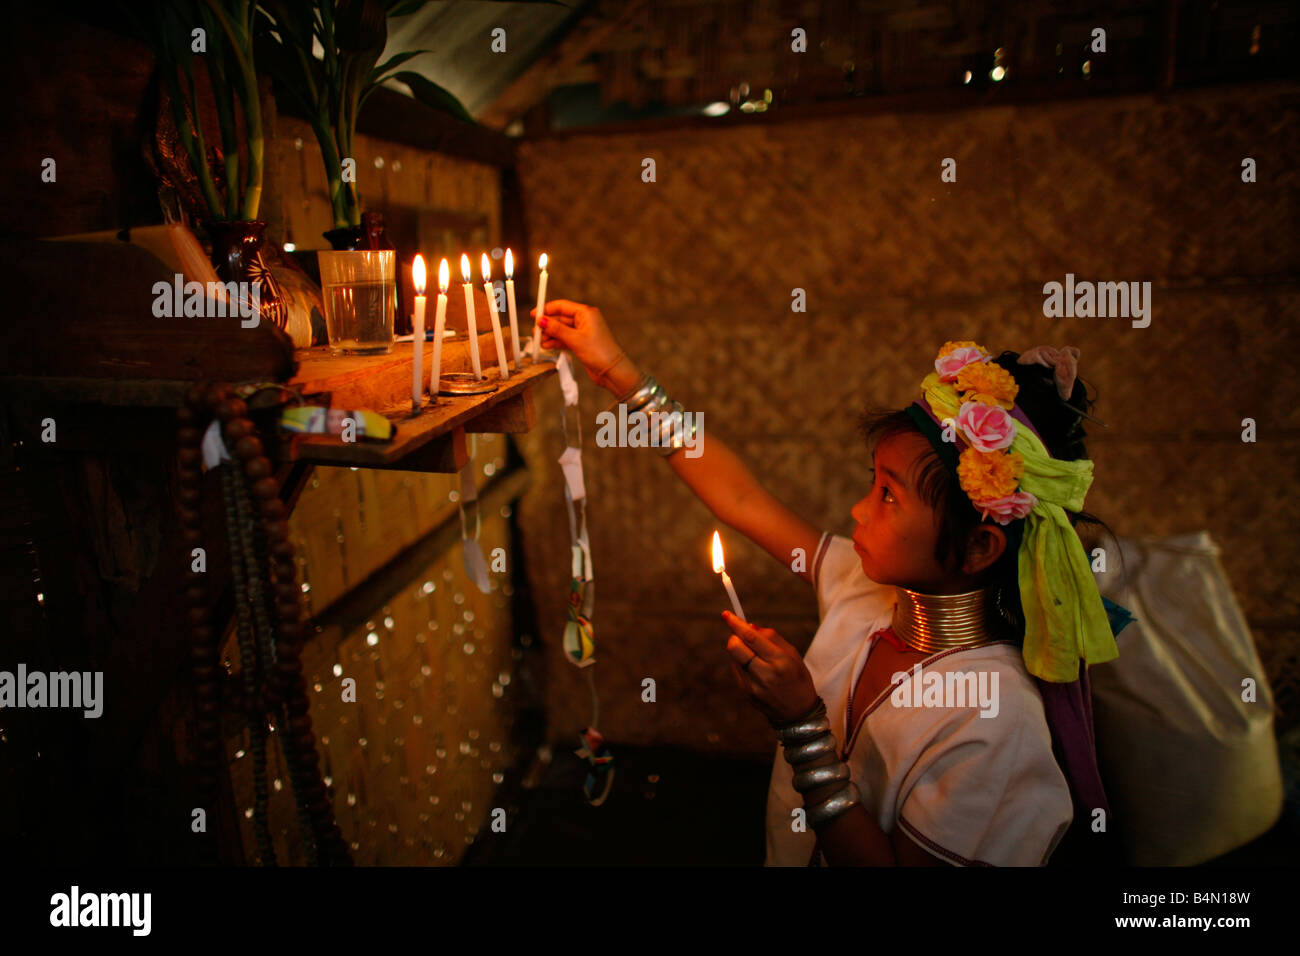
{"left": 905, "top": 340, "right": 1119, "bottom": 682}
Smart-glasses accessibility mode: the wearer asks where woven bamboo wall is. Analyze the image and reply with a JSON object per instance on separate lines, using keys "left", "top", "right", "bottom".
{"left": 226, "top": 114, "right": 525, "bottom": 864}
{"left": 225, "top": 436, "right": 535, "bottom": 865}
{"left": 513, "top": 82, "right": 1300, "bottom": 759}
{"left": 272, "top": 116, "right": 502, "bottom": 254}
{"left": 223, "top": 437, "right": 538, "bottom": 863}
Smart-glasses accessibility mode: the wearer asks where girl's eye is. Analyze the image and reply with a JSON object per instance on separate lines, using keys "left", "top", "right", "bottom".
{"left": 880, "top": 484, "right": 894, "bottom": 503}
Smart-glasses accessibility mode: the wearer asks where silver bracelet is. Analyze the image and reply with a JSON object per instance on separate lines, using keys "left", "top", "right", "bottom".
{"left": 782, "top": 731, "right": 838, "bottom": 766}
{"left": 777, "top": 714, "right": 831, "bottom": 744}
{"left": 792, "top": 761, "right": 850, "bottom": 794}
{"left": 653, "top": 402, "right": 690, "bottom": 457}
{"left": 774, "top": 698, "right": 829, "bottom": 742}
{"left": 806, "top": 781, "right": 862, "bottom": 829}
{"left": 606, "top": 375, "right": 698, "bottom": 458}
{"left": 610, "top": 374, "right": 658, "bottom": 413}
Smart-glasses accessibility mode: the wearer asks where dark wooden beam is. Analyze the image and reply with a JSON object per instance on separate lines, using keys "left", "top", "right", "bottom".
{"left": 276, "top": 85, "right": 517, "bottom": 168}
{"left": 477, "top": 0, "right": 645, "bottom": 131}
{"left": 522, "top": 73, "right": 1298, "bottom": 143}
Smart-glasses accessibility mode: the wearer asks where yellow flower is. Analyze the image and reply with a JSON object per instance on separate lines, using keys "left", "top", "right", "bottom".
{"left": 956, "top": 361, "right": 1018, "bottom": 409}
{"left": 957, "top": 447, "right": 1024, "bottom": 501}
{"left": 937, "top": 340, "right": 983, "bottom": 360}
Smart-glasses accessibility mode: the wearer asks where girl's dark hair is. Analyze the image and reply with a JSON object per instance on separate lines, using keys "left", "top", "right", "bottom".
{"left": 858, "top": 350, "right": 1118, "bottom": 641}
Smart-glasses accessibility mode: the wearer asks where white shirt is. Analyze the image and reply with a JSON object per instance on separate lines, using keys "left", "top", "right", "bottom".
{"left": 763, "top": 532, "right": 1073, "bottom": 866}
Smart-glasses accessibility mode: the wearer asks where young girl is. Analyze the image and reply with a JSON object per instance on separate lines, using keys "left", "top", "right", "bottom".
{"left": 534, "top": 302, "right": 1125, "bottom": 867}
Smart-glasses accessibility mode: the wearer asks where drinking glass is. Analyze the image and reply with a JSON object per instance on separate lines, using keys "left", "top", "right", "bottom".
{"left": 317, "top": 249, "right": 396, "bottom": 355}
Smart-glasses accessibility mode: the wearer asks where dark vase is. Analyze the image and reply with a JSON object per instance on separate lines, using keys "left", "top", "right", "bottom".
{"left": 322, "top": 225, "right": 364, "bottom": 250}
{"left": 323, "top": 212, "right": 393, "bottom": 251}
{"left": 206, "top": 220, "right": 287, "bottom": 333}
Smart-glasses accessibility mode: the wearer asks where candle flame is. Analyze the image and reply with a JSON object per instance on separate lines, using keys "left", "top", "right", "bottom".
{"left": 480, "top": 252, "right": 491, "bottom": 282}
{"left": 505, "top": 248, "right": 514, "bottom": 277}
{"left": 711, "top": 530, "right": 725, "bottom": 573}
{"left": 412, "top": 254, "right": 426, "bottom": 295}
{"left": 538, "top": 252, "right": 548, "bottom": 270}
{"left": 460, "top": 253, "right": 472, "bottom": 283}
{"left": 438, "top": 258, "right": 449, "bottom": 293}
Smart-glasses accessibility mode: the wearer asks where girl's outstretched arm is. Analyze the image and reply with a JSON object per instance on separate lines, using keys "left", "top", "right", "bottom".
{"left": 665, "top": 433, "right": 820, "bottom": 584}
{"left": 537, "top": 300, "right": 820, "bottom": 583}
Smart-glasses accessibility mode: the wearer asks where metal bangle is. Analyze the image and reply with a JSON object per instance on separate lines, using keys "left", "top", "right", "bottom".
{"left": 615, "top": 372, "right": 652, "bottom": 402}
{"left": 777, "top": 715, "right": 831, "bottom": 745}
{"left": 640, "top": 389, "right": 671, "bottom": 417}
{"left": 605, "top": 378, "right": 698, "bottom": 458}
{"left": 613, "top": 375, "right": 659, "bottom": 412}
{"left": 652, "top": 403, "right": 683, "bottom": 451}
{"left": 782, "top": 731, "right": 837, "bottom": 766}
{"left": 774, "top": 699, "right": 828, "bottom": 741}
{"left": 806, "top": 782, "right": 862, "bottom": 829}
{"left": 792, "top": 761, "right": 850, "bottom": 794}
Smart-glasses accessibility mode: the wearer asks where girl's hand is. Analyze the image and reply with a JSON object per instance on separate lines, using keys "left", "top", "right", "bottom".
{"left": 722, "top": 611, "right": 820, "bottom": 726}
{"left": 530, "top": 300, "right": 627, "bottom": 393}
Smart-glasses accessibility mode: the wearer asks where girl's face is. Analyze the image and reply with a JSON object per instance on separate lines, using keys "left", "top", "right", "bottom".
{"left": 850, "top": 431, "right": 959, "bottom": 592}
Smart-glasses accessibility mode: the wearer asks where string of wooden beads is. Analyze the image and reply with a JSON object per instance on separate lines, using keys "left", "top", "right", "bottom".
{"left": 220, "top": 459, "right": 277, "bottom": 865}
{"left": 179, "top": 381, "right": 350, "bottom": 866}
{"left": 177, "top": 394, "right": 222, "bottom": 826}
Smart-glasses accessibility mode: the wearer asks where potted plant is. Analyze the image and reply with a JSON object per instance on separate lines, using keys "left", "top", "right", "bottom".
{"left": 131, "top": 0, "right": 289, "bottom": 334}
{"left": 257, "top": 0, "right": 466, "bottom": 247}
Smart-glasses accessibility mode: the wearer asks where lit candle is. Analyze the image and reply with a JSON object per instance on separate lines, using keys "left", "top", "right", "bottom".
{"left": 460, "top": 253, "right": 482, "bottom": 380}
{"left": 481, "top": 253, "right": 510, "bottom": 381}
{"left": 430, "top": 258, "right": 449, "bottom": 399}
{"left": 411, "top": 254, "right": 426, "bottom": 411}
{"left": 711, "top": 530, "right": 746, "bottom": 621}
{"left": 531, "top": 252, "right": 548, "bottom": 363}
{"left": 504, "top": 249, "right": 521, "bottom": 365}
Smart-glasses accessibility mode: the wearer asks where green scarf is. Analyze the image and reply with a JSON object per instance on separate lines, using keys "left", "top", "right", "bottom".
{"left": 915, "top": 379, "right": 1118, "bottom": 682}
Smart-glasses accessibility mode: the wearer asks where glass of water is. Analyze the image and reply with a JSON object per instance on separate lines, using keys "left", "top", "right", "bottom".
{"left": 317, "top": 249, "right": 396, "bottom": 355}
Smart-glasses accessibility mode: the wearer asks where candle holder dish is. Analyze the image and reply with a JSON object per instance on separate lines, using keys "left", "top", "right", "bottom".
{"left": 437, "top": 372, "right": 499, "bottom": 396}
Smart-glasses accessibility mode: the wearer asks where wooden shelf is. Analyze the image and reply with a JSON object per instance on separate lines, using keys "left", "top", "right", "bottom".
{"left": 282, "top": 338, "right": 555, "bottom": 472}
{"left": 2, "top": 238, "right": 558, "bottom": 473}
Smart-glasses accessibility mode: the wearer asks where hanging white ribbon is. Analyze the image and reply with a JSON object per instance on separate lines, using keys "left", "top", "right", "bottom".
{"left": 201, "top": 420, "right": 232, "bottom": 470}
{"left": 458, "top": 433, "right": 492, "bottom": 594}
{"left": 556, "top": 350, "right": 580, "bottom": 406}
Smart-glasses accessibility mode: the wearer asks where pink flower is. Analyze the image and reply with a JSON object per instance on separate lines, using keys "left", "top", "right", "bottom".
{"left": 956, "top": 401, "right": 1016, "bottom": 453}
{"left": 974, "top": 491, "right": 1037, "bottom": 525}
{"left": 935, "top": 346, "right": 988, "bottom": 382}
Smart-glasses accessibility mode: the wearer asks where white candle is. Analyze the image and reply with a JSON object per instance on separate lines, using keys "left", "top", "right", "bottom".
{"left": 504, "top": 248, "right": 521, "bottom": 365}
{"left": 711, "top": 530, "right": 747, "bottom": 621}
{"left": 481, "top": 253, "right": 510, "bottom": 381}
{"left": 411, "top": 255, "right": 427, "bottom": 411}
{"left": 431, "top": 258, "right": 449, "bottom": 399}
{"left": 460, "top": 253, "right": 482, "bottom": 380}
{"left": 531, "top": 252, "right": 548, "bottom": 363}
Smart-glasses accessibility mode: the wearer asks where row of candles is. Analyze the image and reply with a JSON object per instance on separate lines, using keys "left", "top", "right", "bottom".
{"left": 410, "top": 251, "right": 748, "bottom": 627}
{"left": 410, "top": 249, "right": 549, "bottom": 409}
{"left": 410, "top": 260, "right": 748, "bottom": 637}
{"left": 413, "top": 253, "right": 746, "bottom": 622}
{"left": 409, "top": 253, "right": 742, "bottom": 626}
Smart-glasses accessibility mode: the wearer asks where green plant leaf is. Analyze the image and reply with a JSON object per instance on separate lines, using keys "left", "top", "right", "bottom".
{"left": 366, "top": 49, "right": 425, "bottom": 85}
{"left": 383, "top": 70, "right": 473, "bottom": 122}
